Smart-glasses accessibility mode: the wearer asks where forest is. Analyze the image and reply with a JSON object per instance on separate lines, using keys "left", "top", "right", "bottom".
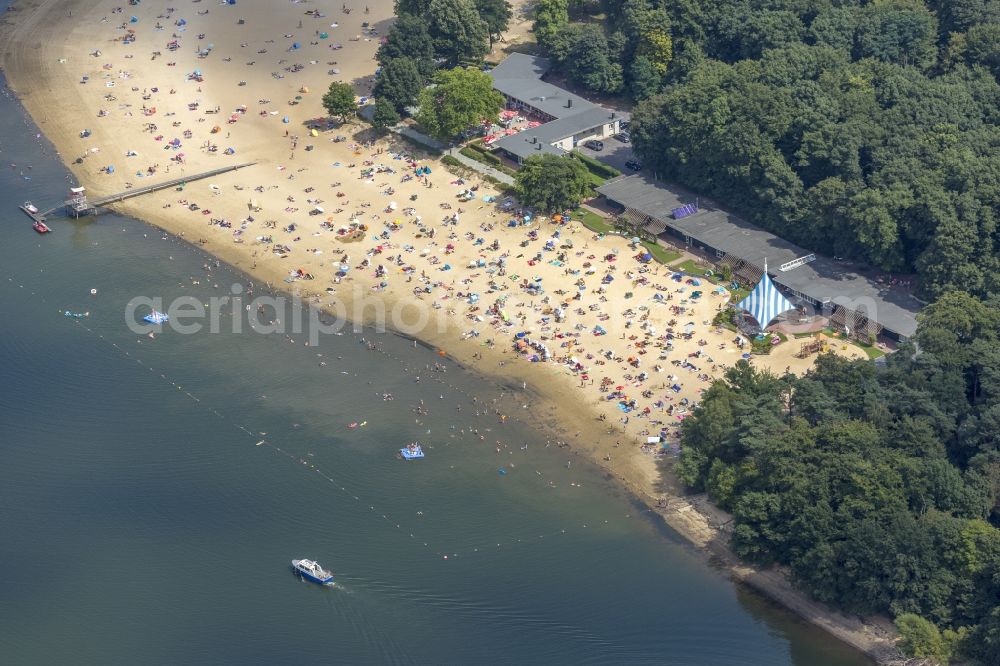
{"left": 677, "top": 291, "right": 1000, "bottom": 663}
{"left": 532, "top": 0, "right": 1000, "bottom": 301}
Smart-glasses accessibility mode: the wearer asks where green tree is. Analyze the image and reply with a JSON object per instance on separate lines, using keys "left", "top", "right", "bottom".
{"left": 475, "top": 0, "right": 513, "bottom": 48}
{"left": 377, "top": 15, "right": 436, "bottom": 79}
{"left": 895, "top": 614, "right": 950, "bottom": 663}
{"left": 322, "top": 81, "right": 356, "bottom": 122}
{"left": 373, "top": 58, "right": 424, "bottom": 113}
{"left": 395, "top": 0, "right": 433, "bottom": 15}
{"left": 370, "top": 98, "right": 401, "bottom": 131}
{"left": 714, "top": 7, "right": 806, "bottom": 61}
{"left": 621, "top": 0, "right": 673, "bottom": 75}
{"left": 925, "top": 0, "right": 1000, "bottom": 34}
{"left": 515, "top": 153, "right": 591, "bottom": 212}
{"left": 415, "top": 67, "right": 503, "bottom": 140}
{"left": 628, "top": 55, "right": 662, "bottom": 100}
{"left": 964, "top": 23, "right": 1000, "bottom": 76}
{"left": 534, "top": 0, "right": 569, "bottom": 47}
{"left": 428, "top": 0, "right": 490, "bottom": 65}
{"left": 554, "top": 24, "right": 623, "bottom": 93}
{"left": 809, "top": 7, "right": 860, "bottom": 53}
{"left": 854, "top": 2, "right": 939, "bottom": 69}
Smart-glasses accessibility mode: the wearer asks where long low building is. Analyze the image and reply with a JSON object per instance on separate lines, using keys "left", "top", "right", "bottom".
{"left": 488, "top": 53, "right": 621, "bottom": 163}
{"left": 596, "top": 174, "right": 921, "bottom": 341}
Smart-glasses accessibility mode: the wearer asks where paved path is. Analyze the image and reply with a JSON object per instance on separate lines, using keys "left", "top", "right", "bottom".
{"left": 444, "top": 147, "right": 515, "bottom": 185}
{"left": 394, "top": 125, "right": 448, "bottom": 153}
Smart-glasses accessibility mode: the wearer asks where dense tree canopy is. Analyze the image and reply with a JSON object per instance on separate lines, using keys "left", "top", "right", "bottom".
{"left": 515, "top": 153, "right": 592, "bottom": 212}
{"left": 377, "top": 14, "right": 436, "bottom": 80}
{"left": 415, "top": 67, "right": 503, "bottom": 140}
{"left": 373, "top": 57, "right": 424, "bottom": 113}
{"left": 678, "top": 292, "right": 1000, "bottom": 664}
{"left": 370, "top": 98, "right": 401, "bottom": 131}
{"left": 531, "top": 0, "right": 1000, "bottom": 301}
{"left": 427, "top": 0, "right": 491, "bottom": 65}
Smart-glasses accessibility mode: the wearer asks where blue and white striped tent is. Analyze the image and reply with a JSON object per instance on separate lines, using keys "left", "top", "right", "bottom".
{"left": 736, "top": 266, "right": 795, "bottom": 329}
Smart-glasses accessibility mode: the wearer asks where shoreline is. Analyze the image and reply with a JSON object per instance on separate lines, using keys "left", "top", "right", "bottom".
{"left": 0, "top": 0, "right": 897, "bottom": 661}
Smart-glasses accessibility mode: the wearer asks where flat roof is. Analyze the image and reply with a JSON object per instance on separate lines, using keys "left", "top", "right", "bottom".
{"left": 489, "top": 54, "right": 598, "bottom": 121}
{"left": 493, "top": 132, "right": 566, "bottom": 159}
{"left": 489, "top": 54, "right": 620, "bottom": 151}
{"left": 597, "top": 175, "right": 921, "bottom": 337}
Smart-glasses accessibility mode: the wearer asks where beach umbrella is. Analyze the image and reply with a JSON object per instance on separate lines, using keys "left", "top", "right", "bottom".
{"left": 291, "top": 42, "right": 300, "bottom": 50}
{"left": 130, "top": 16, "right": 138, "bottom": 23}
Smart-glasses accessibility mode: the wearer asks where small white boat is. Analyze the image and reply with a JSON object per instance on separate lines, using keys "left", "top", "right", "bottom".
{"left": 24, "top": 201, "right": 39, "bottom": 215}
{"left": 292, "top": 558, "right": 334, "bottom": 585}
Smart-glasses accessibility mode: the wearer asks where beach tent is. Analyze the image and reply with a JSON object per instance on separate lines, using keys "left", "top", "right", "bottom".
{"left": 291, "top": 42, "right": 301, "bottom": 50}
{"left": 282, "top": 116, "right": 290, "bottom": 123}
{"left": 319, "top": 32, "right": 328, "bottom": 39}
{"left": 735, "top": 262, "right": 795, "bottom": 329}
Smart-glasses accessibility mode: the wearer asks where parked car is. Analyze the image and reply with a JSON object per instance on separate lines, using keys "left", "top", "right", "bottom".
{"left": 625, "top": 160, "right": 642, "bottom": 171}
{"left": 583, "top": 139, "right": 604, "bottom": 151}
{"left": 615, "top": 132, "right": 631, "bottom": 143}
{"left": 619, "top": 120, "right": 631, "bottom": 131}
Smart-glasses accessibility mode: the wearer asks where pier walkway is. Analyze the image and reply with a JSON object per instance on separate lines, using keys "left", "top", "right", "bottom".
{"left": 36, "top": 162, "right": 256, "bottom": 218}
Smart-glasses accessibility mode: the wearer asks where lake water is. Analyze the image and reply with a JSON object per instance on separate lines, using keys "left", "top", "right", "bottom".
{"left": 0, "top": 73, "right": 871, "bottom": 664}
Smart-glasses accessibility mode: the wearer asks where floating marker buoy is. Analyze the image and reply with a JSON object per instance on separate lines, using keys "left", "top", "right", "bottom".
{"left": 90, "top": 288, "right": 97, "bottom": 294}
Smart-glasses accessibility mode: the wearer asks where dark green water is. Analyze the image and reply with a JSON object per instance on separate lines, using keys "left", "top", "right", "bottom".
{"left": 0, "top": 77, "right": 871, "bottom": 664}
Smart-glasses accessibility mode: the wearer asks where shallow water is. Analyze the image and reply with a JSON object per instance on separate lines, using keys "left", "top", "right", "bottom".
{"left": 0, "top": 74, "right": 871, "bottom": 665}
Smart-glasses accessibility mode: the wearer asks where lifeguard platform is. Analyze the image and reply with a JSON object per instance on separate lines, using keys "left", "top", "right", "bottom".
{"left": 64, "top": 186, "right": 94, "bottom": 217}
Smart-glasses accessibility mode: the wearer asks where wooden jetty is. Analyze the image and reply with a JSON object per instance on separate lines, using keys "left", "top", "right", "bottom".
{"left": 35, "top": 162, "right": 256, "bottom": 219}
{"left": 19, "top": 203, "right": 50, "bottom": 228}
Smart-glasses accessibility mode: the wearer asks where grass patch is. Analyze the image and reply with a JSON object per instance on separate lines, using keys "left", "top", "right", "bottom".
{"left": 571, "top": 151, "right": 621, "bottom": 180}
{"left": 856, "top": 341, "right": 886, "bottom": 359}
{"left": 460, "top": 143, "right": 518, "bottom": 177}
{"left": 574, "top": 208, "right": 615, "bottom": 234}
{"left": 641, "top": 241, "right": 681, "bottom": 265}
{"left": 441, "top": 155, "right": 464, "bottom": 169}
{"left": 728, "top": 286, "right": 751, "bottom": 302}
{"left": 671, "top": 258, "right": 713, "bottom": 275}
{"left": 586, "top": 171, "right": 606, "bottom": 187}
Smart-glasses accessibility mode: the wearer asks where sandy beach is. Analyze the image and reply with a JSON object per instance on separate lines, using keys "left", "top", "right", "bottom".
{"left": 0, "top": 0, "right": 892, "bottom": 659}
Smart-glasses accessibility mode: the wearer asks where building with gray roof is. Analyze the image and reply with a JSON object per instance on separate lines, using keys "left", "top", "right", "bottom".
{"left": 488, "top": 54, "right": 621, "bottom": 163}
{"left": 597, "top": 174, "right": 921, "bottom": 340}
